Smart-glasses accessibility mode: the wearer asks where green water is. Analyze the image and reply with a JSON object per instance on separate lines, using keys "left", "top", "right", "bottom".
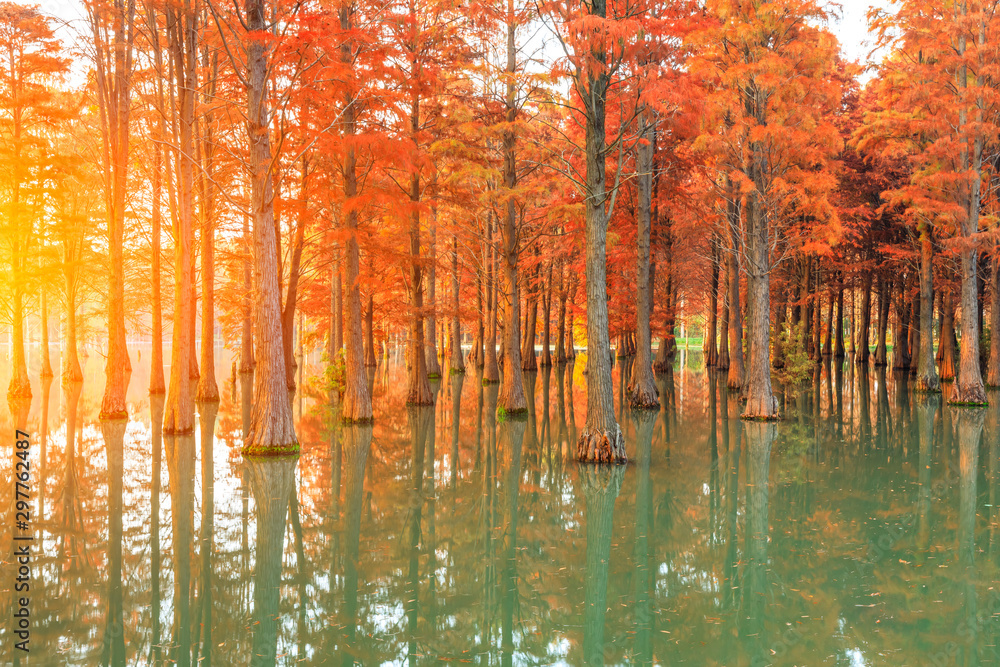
{"left": 3, "top": 350, "right": 1000, "bottom": 666}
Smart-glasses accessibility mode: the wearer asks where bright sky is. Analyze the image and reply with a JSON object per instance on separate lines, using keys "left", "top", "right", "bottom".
{"left": 832, "top": 0, "right": 893, "bottom": 70}
{"left": 33, "top": 0, "right": 893, "bottom": 79}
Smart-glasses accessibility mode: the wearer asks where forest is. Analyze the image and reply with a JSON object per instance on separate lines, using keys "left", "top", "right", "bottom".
{"left": 3, "top": 0, "right": 1000, "bottom": 466}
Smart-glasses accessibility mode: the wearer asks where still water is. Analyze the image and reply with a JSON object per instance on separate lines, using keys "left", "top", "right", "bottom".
{"left": 2, "top": 346, "right": 1000, "bottom": 666}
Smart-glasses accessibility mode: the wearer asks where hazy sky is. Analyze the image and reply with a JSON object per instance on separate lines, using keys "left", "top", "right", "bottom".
{"left": 832, "top": 0, "right": 892, "bottom": 69}
{"left": 34, "top": 0, "right": 892, "bottom": 78}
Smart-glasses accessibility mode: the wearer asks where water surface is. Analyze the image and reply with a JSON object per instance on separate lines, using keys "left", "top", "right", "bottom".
{"left": 2, "top": 348, "right": 999, "bottom": 666}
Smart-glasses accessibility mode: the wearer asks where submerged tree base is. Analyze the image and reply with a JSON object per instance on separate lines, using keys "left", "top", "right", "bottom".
{"left": 741, "top": 393, "right": 780, "bottom": 421}
{"left": 7, "top": 382, "right": 31, "bottom": 402}
{"left": 241, "top": 441, "right": 301, "bottom": 457}
{"left": 627, "top": 387, "right": 659, "bottom": 410}
{"left": 449, "top": 367, "right": 466, "bottom": 375}
{"left": 342, "top": 416, "right": 375, "bottom": 426}
{"left": 948, "top": 400, "right": 989, "bottom": 407}
{"left": 99, "top": 410, "right": 129, "bottom": 421}
{"left": 576, "top": 426, "right": 627, "bottom": 464}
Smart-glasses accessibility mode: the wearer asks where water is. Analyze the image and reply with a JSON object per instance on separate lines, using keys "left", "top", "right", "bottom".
{"left": 2, "top": 348, "right": 999, "bottom": 666}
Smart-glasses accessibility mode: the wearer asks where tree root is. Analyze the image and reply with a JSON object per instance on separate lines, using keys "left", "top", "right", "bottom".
{"left": 741, "top": 393, "right": 780, "bottom": 421}
{"left": 627, "top": 381, "right": 659, "bottom": 410}
{"left": 576, "top": 426, "right": 627, "bottom": 464}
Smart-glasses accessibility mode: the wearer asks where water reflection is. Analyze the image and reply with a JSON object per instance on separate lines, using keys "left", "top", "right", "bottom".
{"left": 13, "top": 357, "right": 1000, "bottom": 664}
{"left": 246, "top": 455, "right": 298, "bottom": 666}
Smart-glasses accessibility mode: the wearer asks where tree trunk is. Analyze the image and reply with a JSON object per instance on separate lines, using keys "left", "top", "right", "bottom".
{"left": 340, "top": 19, "right": 373, "bottom": 421}
{"left": 950, "top": 19, "right": 987, "bottom": 406}
{"left": 8, "top": 289, "right": 29, "bottom": 400}
{"left": 450, "top": 236, "right": 465, "bottom": 373}
{"left": 627, "top": 108, "right": 658, "bottom": 409}
{"left": 706, "top": 235, "right": 720, "bottom": 367}
{"left": 150, "top": 116, "right": 166, "bottom": 393}
{"left": 241, "top": 212, "right": 254, "bottom": 372}
{"left": 941, "top": 289, "right": 958, "bottom": 381}
{"left": 498, "top": 24, "right": 526, "bottom": 414}
{"left": 484, "top": 215, "right": 500, "bottom": 384}
{"left": 856, "top": 271, "right": 872, "bottom": 365}
{"left": 241, "top": 0, "right": 298, "bottom": 453}
{"left": 834, "top": 281, "right": 845, "bottom": 358}
{"left": 555, "top": 261, "right": 567, "bottom": 364}
{"left": 164, "top": 6, "right": 197, "bottom": 434}
{"left": 96, "top": 0, "right": 135, "bottom": 420}
{"left": 281, "top": 161, "right": 308, "bottom": 391}
{"left": 576, "top": 65, "right": 625, "bottom": 463}
{"left": 741, "top": 150, "right": 778, "bottom": 419}
{"left": 875, "top": 274, "right": 890, "bottom": 367}
{"left": 540, "top": 263, "right": 553, "bottom": 367}
{"left": 823, "top": 284, "right": 833, "bottom": 356}
{"left": 988, "top": 255, "right": 1000, "bottom": 387}
{"left": 521, "top": 258, "right": 538, "bottom": 371}
{"left": 726, "top": 210, "right": 744, "bottom": 391}
{"left": 425, "top": 199, "right": 442, "bottom": 378}
{"left": 718, "top": 260, "right": 730, "bottom": 371}
{"left": 365, "top": 293, "right": 377, "bottom": 367}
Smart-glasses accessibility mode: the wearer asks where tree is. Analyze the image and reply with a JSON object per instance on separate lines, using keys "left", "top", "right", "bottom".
{"left": 692, "top": 0, "right": 841, "bottom": 419}
{"left": 0, "top": 3, "right": 68, "bottom": 399}
{"left": 84, "top": 0, "right": 137, "bottom": 419}
{"left": 542, "top": 0, "right": 641, "bottom": 462}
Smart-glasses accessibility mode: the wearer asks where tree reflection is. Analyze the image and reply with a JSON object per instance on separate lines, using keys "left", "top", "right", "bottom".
{"left": 740, "top": 421, "right": 775, "bottom": 666}
{"left": 631, "top": 409, "right": 655, "bottom": 666}
{"left": 499, "top": 415, "right": 526, "bottom": 667}
{"left": 406, "top": 405, "right": 433, "bottom": 666}
{"left": 150, "top": 393, "right": 165, "bottom": 663}
{"left": 194, "top": 403, "right": 218, "bottom": 665}
{"left": 956, "top": 408, "right": 983, "bottom": 666}
{"left": 246, "top": 455, "right": 298, "bottom": 665}
{"left": 166, "top": 433, "right": 195, "bottom": 666}
{"left": 581, "top": 464, "right": 625, "bottom": 665}
{"left": 338, "top": 423, "right": 372, "bottom": 665}
{"left": 100, "top": 419, "right": 126, "bottom": 666}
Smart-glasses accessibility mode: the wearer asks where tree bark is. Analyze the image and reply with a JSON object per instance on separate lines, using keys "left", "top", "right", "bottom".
{"left": 726, "top": 196, "right": 744, "bottom": 392}
{"left": 706, "top": 235, "right": 720, "bottom": 367}
{"left": 875, "top": 274, "right": 889, "bottom": 367}
{"left": 451, "top": 236, "right": 465, "bottom": 373}
{"left": 241, "top": 0, "right": 298, "bottom": 452}
{"left": 498, "top": 21, "right": 526, "bottom": 414}
{"left": 555, "top": 261, "right": 567, "bottom": 363}
{"left": 94, "top": 0, "right": 135, "bottom": 419}
{"left": 834, "top": 280, "right": 845, "bottom": 358}
{"left": 718, "top": 260, "right": 730, "bottom": 370}
{"left": 483, "top": 215, "right": 500, "bottom": 384}
{"left": 941, "top": 289, "right": 958, "bottom": 381}
{"left": 627, "top": 109, "right": 658, "bottom": 409}
{"left": 950, "top": 15, "right": 988, "bottom": 406}
{"left": 364, "top": 293, "right": 377, "bottom": 368}
{"left": 741, "top": 142, "right": 778, "bottom": 419}
{"left": 150, "top": 99, "right": 166, "bottom": 393}
{"left": 164, "top": 4, "right": 197, "bottom": 434}
{"left": 988, "top": 254, "right": 1000, "bottom": 387}
{"left": 196, "top": 53, "right": 220, "bottom": 403}
{"left": 855, "top": 271, "right": 872, "bottom": 365}
{"left": 575, "top": 42, "right": 625, "bottom": 462}
{"left": 540, "top": 263, "right": 553, "bottom": 367}
{"left": 522, "top": 254, "right": 538, "bottom": 371}
{"left": 340, "top": 14, "right": 373, "bottom": 421}
{"left": 425, "top": 198, "right": 442, "bottom": 378}
{"left": 241, "top": 212, "right": 254, "bottom": 372}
